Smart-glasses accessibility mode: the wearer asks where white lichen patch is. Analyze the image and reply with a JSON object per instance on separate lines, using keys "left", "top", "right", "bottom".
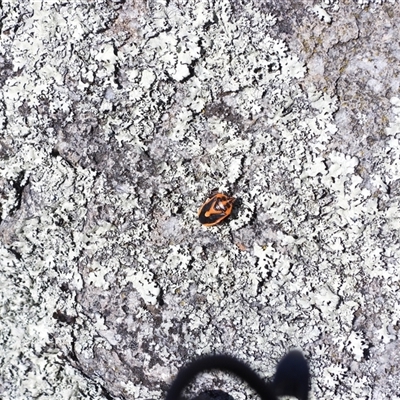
{"left": 124, "top": 269, "right": 160, "bottom": 305}
{"left": 1, "top": 0, "right": 400, "bottom": 399}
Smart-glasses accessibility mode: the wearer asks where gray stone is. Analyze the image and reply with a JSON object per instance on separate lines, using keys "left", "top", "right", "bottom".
{"left": 1, "top": 1, "right": 400, "bottom": 399}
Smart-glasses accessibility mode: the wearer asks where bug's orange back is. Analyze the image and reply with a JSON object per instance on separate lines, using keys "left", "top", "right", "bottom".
{"left": 198, "top": 192, "right": 235, "bottom": 226}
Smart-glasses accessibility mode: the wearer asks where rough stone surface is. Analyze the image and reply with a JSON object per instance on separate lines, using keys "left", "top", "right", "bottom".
{"left": 1, "top": 1, "right": 400, "bottom": 399}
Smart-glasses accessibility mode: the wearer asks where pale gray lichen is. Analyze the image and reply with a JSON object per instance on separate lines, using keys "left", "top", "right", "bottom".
{"left": 1, "top": 0, "right": 400, "bottom": 400}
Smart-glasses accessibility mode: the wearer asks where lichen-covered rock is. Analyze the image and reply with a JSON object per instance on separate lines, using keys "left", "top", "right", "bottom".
{"left": 1, "top": 1, "right": 400, "bottom": 399}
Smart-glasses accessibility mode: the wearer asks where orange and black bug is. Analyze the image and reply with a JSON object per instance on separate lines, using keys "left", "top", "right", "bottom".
{"left": 198, "top": 190, "right": 235, "bottom": 227}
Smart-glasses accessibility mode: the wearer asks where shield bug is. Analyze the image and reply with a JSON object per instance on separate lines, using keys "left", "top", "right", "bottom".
{"left": 198, "top": 190, "right": 235, "bottom": 227}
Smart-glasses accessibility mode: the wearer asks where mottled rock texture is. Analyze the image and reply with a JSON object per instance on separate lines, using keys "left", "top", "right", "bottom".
{"left": 1, "top": 1, "right": 400, "bottom": 399}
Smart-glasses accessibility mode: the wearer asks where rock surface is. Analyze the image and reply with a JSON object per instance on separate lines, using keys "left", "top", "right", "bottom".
{"left": 1, "top": 1, "right": 400, "bottom": 399}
